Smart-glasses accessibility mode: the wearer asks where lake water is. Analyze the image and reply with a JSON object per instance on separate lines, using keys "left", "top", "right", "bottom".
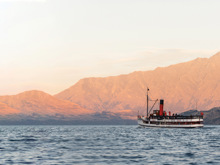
{"left": 0, "top": 125, "right": 219, "bottom": 164}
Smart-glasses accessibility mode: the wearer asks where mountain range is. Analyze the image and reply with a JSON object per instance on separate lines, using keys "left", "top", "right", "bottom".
{"left": 55, "top": 52, "right": 220, "bottom": 115}
{"left": 0, "top": 52, "right": 220, "bottom": 124}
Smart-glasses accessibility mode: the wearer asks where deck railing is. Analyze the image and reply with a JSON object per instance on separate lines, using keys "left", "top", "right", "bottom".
{"left": 150, "top": 115, "right": 203, "bottom": 120}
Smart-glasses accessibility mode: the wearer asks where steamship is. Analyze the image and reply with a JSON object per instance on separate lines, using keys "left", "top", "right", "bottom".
{"left": 137, "top": 88, "right": 204, "bottom": 128}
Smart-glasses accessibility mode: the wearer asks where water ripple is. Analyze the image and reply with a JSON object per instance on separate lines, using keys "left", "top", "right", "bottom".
{"left": 0, "top": 125, "right": 219, "bottom": 164}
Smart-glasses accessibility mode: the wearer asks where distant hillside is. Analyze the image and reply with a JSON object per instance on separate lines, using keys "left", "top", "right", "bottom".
{"left": 0, "top": 102, "right": 20, "bottom": 115}
{"left": 55, "top": 52, "right": 220, "bottom": 115}
{"left": 0, "top": 107, "right": 218, "bottom": 125}
{"left": 181, "top": 107, "right": 220, "bottom": 125}
{"left": 0, "top": 111, "right": 136, "bottom": 125}
{"left": 0, "top": 90, "right": 93, "bottom": 116}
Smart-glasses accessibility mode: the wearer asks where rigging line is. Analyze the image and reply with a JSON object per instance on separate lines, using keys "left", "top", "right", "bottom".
{"left": 147, "top": 90, "right": 158, "bottom": 102}
{"left": 148, "top": 99, "right": 158, "bottom": 115}
{"left": 149, "top": 99, "right": 158, "bottom": 101}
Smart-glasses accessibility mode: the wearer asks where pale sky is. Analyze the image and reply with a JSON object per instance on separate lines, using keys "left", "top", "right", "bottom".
{"left": 0, "top": 0, "right": 219, "bottom": 95}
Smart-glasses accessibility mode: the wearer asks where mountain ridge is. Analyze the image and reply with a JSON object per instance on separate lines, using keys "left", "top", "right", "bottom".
{"left": 0, "top": 90, "right": 93, "bottom": 116}
{"left": 55, "top": 52, "right": 220, "bottom": 115}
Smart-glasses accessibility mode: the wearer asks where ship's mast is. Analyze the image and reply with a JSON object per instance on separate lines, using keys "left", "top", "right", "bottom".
{"left": 146, "top": 87, "right": 149, "bottom": 118}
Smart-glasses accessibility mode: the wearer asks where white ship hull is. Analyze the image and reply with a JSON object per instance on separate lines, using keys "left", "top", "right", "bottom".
{"left": 138, "top": 117, "right": 203, "bottom": 128}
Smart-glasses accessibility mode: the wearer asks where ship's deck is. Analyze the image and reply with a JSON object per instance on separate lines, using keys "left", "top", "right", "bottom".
{"left": 149, "top": 115, "right": 203, "bottom": 120}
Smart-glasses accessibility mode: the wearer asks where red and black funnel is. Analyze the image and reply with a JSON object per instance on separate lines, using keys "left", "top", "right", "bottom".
{"left": 159, "top": 99, "right": 164, "bottom": 116}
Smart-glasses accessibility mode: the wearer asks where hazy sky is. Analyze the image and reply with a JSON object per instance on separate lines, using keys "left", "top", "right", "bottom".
{"left": 0, "top": 0, "right": 219, "bottom": 95}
